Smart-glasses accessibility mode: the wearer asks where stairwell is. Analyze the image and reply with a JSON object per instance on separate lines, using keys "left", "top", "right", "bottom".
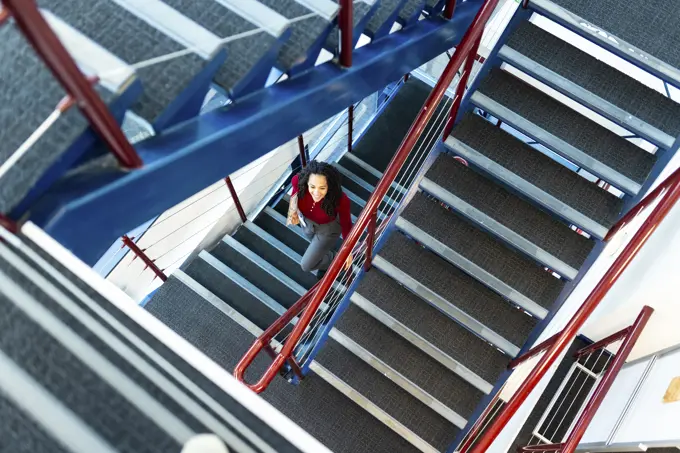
{"left": 145, "top": 1, "right": 680, "bottom": 452}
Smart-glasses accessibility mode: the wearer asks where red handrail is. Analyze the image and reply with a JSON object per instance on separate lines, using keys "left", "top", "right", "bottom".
{"left": 604, "top": 167, "right": 680, "bottom": 241}
{"left": 234, "top": 0, "right": 501, "bottom": 393}
{"left": 507, "top": 332, "right": 560, "bottom": 369}
{"left": 121, "top": 235, "right": 168, "bottom": 282}
{"left": 225, "top": 177, "right": 247, "bottom": 223}
{"left": 3, "top": 0, "right": 142, "bottom": 169}
{"left": 471, "top": 188, "right": 679, "bottom": 451}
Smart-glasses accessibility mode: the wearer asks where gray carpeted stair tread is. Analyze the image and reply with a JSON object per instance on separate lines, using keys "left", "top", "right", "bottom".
{"left": 234, "top": 226, "right": 318, "bottom": 289}
{"left": 356, "top": 269, "right": 508, "bottom": 384}
{"left": 403, "top": 192, "right": 565, "bottom": 309}
{"left": 255, "top": 211, "right": 309, "bottom": 256}
{"left": 399, "top": 0, "right": 425, "bottom": 22}
{"left": 0, "top": 395, "right": 69, "bottom": 453}
{"left": 341, "top": 176, "right": 372, "bottom": 202}
{"left": 258, "top": 0, "right": 331, "bottom": 70}
{"left": 452, "top": 112, "right": 624, "bottom": 229}
{"left": 148, "top": 276, "right": 421, "bottom": 453}
{"left": 157, "top": 0, "right": 277, "bottom": 92}
{"left": 365, "top": 0, "right": 405, "bottom": 36}
{"left": 210, "top": 241, "right": 301, "bottom": 308}
{"left": 340, "top": 154, "right": 382, "bottom": 186}
{"left": 326, "top": 1, "right": 373, "bottom": 52}
{"left": 425, "top": 154, "right": 594, "bottom": 270}
{"left": 548, "top": 0, "right": 680, "bottom": 70}
{"left": 183, "top": 258, "right": 280, "bottom": 330}
{"left": 337, "top": 303, "right": 483, "bottom": 418}
{"left": 477, "top": 67, "right": 657, "bottom": 186}
{"left": 506, "top": 21, "right": 680, "bottom": 139}
{"left": 0, "top": 272, "right": 182, "bottom": 452}
{"left": 316, "top": 337, "right": 458, "bottom": 451}
{"left": 379, "top": 233, "right": 537, "bottom": 347}
{"left": 39, "top": 0, "right": 206, "bottom": 122}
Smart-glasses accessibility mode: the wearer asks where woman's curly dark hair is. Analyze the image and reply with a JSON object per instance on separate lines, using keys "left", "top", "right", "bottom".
{"left": 297, "top": 161, "right": 343, "bottom": 218}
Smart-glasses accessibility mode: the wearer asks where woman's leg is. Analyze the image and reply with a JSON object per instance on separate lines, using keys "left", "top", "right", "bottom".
{"left": 300, "top": 232, "right": 338, "bottom": 273}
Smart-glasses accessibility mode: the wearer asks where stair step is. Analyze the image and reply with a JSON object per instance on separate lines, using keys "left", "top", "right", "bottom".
{"left": 183, "top": 252, "right": 284, "bottom": 330}
{"left": 40, "top": 0, "right": 207, "bottom": 123}
{"left": 211, "top": 236, "right": 303, "bottom": 308}
{"left": 365, "top": 0, "right": 407, "bottom": 38}
{"left": 340, "top": 153, "right": 408, "bottom": 194}
{"left": 473, "top": 67, "right": 657, "bottom": 195}
{"left": 399, "top": 0, "right": 426, "bottom": 24}
{"left": 258, "top": 0, "right": 334, "bottom": 72}
{"left": 336, "top": 163, "right": 374, "bottom": 201}
{"left": 255, "top": 207, "right": 310, "bottom": 256}
{"left": 157, "top": 0, "right": 283, "bottom": 95}
{"left": 530, "top": 0, "right": 680, "bottom": 88}
{"left": 401, "top": 192, "right": 564, "bottom": 315}
{"left": 235, "top": 223, "right": 317, "bottom": 289}
{"left": 316, "top": 337, "right": 455, "bottom": 452}
{"left": 154, "top": 273, "right": 423, "bottom": 453}
{"left": 502, "top": 21, "right": 680, "bottom": 149}
{"left": 377, "top": 233, "right": 537, "bottom": 355}
{"left": 422, "top": 154, "right": 594, "bottom": 279}
{"left": 447, "top": 113, "right": 624, "bottom": 239}
{"left": 335, "top": 303, "right": 480, "bottom": 426}
{"left": 351, "top": 282, "right": 499, "bottom": 393}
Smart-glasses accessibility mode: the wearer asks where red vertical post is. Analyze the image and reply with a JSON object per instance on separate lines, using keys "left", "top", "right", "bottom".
{"left": 404, "top": 73, "right": 411, "bottom": 82}
{"left": 3, "top": 0, "right": 142, "bottom": 169}
{"left": 297, "top": 135, "right": 307, "bottom": 167}
{"left": 364, "top": 212, "right": 378, "bottom": 272}
{"left": 121, "top": 235, "right": 167, "bottom": 281}
{"left": 0, "top": 214, "right": 19, "bottom": 234}
{"left": 339, "top": 0, "right": 353, "bottom": 67}
{"left": 225, "top": 176, "right": 247, "bottom": 223}
{"left": 443, "top": 36, "right": 481, "bottom": 138}
{"left": 348, "top": 104, "right": 354, "bottom": 153}
{"left": 444, "top": 0, "right": 457, "bottom": 19}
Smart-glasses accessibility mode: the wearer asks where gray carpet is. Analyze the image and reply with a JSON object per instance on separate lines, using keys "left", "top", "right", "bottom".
{"left": 234, "top": 227, "right": 318, "bottom": 289}
{"left": 147, "top": 277, "right": 421, "bottom": 453}
{"left": 425, "top": 154, "right": 595, "bottom": 271}
{"left": 356, "top": 269, "right": 508, "bottom": 384}
{"left": 39, "top": 0, "right": 206, "bottom": 122}
{"left": 183, "top": 258, "right": 280, "bottom": 330}
{"left": 400, "top": 0, "right": 426, "bottom": 22}
{"left": 478, "top": 67, "right": 657, "bottom": 185}
{"left": 337, "top": 303, "right": 483, "bottom": 418}
{"left": 403, "top": 192, "right": 565, "bottom": 309}
{"left": 379, "top": 233, "right": 537, "bottom": 347}
{"left": 452, "top": 112, "right": 624, "bottom": 228}
{"left": 254, "top": 212, "right": 309, "bottom": 256}
{"left": 365, "top": 0, "right": 404, "bottom": 36}
{"left": 507, "top": 21, "right": 680, "bottom": 139}
{"left": 549, "top": 0, "right": 680, "bottom": 70}
{"left": 339, "top": 155, "right": 381, "bottom": 186}
{"left": 0, "top": 395, "right": 69, "bottom": 453}
{"left": 210, "top": 241, "right": 301, "bottom": 308}
{"left": 258, "top": 0, "right": 330, "bottom": 70}
{"left": 316, "top": 337, "right": 458, "bottom": 451}
{"left": 341, "top": 176, "right": 372, "bottom": 202}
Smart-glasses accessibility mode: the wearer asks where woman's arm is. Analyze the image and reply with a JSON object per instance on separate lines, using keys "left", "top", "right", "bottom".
{"left": 287, "top": 175, "right": 300, "bottom": 226}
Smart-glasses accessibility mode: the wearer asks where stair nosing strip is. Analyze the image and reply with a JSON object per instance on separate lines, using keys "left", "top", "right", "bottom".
{"left": 395, "top": 217, "right": 549, "bottom": 319}
{"left": 372, "top": 256, "right": 521, "bottom": 356}
{"left": 221, "top": 235, "right": 308, "bottom": 296}
{"left": 328, "top": 328, "right": 468, "bottom": 428}
{"left": 244, "top": 221, "right": 305, "bottom": 263}
{"left": 198, "top": 250, "right": 287, "bottom": 316}
{"left": 211, "top": 0, "right": 291, "bottom": 37}
{"left": 343, "top": 153, "right": 408, "bottom": 193}
{"left": 343, "top": 189, "right": 391, "bottom": 222}
{"left": 263, "top": 206, "right": 312, "bottom": 244}
{"left": 175, "top": 271, "right": 438, "bottom": 453}
{"left": 419, "top": 177, "right": 578, "bottom": 280}
{"left": 350, "top": 292, "right": 494, "bottom": 394}
{"left": 444, "top": 135, "right": 609, "bottom": 240}
{"left": 470, "top": 89, "right": 642, "bottom": 196}
{"left": 498, "top": 45, "right": 673, "bottom": 151}
{"left": 529, "top": 0, "right": 680, "bottom": 89}
{"left": 294, "top": 0, "right": 339, "bottom": 20}
{"left": 336, "top": 163, "right": 378, "bottom": 194}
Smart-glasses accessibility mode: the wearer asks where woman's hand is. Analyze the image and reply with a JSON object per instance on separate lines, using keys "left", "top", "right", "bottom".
{"left": 344, "top": 253, "right": 353, "bottom": 271}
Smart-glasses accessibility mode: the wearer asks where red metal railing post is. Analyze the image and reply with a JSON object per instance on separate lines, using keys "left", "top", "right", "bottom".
{"left": 0, "top": 214, "right": 19, "bottom": 234}
{"left": 297, "top": 135, "right": 307, "bottom": 167}
{"left": 121, "top": 235, "right": 167, "bottom": 282}
{"left": 443, "top": 35, "right": 482, "bottom": 138}
{"left": 364, "top": 212, "right": 378, "bottom": 272}
{"left": 348, "top": 104, "right": 354, "bottom": 153}
{"left": 561, "top": 306, "right": 653, "bottom": 453}
{"left": 444, "top": 0, "right": 458, "bottom": 19}
{"left": 471, "top": 173, "right": 680, "bottom": 453}
{"left": 225, "top": 176, "right": 247, "bottom": 223}
{"left": 339, "top": 0, "right": 353, "bottom": 67}
{"left": 2, "top": 0, "right": 142, "bottom": 169}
